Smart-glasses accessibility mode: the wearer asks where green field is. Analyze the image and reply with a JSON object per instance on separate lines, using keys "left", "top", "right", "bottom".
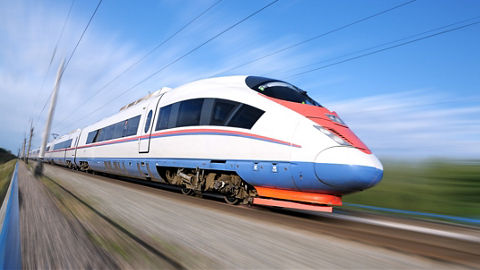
{"left": 0, "top": 159, "right": 17, "bottom": 208}
{"left": 343, "top": 160, "right": 480, "bottom": 219}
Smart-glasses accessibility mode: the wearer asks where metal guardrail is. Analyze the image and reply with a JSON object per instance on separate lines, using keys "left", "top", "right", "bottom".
{"left": 0, "top": 162, "right": 21, "bottom": 269}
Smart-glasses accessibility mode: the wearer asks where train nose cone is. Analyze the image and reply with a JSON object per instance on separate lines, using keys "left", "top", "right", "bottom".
{"left": 314, "top": 147, "right": 383, "bottom": 193}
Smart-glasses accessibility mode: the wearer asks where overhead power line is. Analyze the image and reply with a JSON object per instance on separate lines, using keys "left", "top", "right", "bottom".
{"left": 59, "top": 0, "right": 279, "bottom": 132}
{"left": 211, "top": 0, "right": 416, "bottom": 77}
{"left": 36, "top": 0, "right": 76, "bottom": 118}
{"left": 267, "top": 15, "right": 480, "bottom": 77}
{"left": 288, "top": 19, "right": 480, "bottom": 78}
{"left": 64, "top": 0, "right": 103, "bottom": 71}
{"left": 37, "top": 0, "right": 102, "bottom": 123}
{"left": 91, "top": 0, "right": 223, "bottom": 100}
{"left": 56, "top": 0, "right": 223, "bottom": 127}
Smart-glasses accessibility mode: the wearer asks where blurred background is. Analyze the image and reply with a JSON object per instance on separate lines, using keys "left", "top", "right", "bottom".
{"left": 0, "top": 0, "right": 479, "bottom": 222}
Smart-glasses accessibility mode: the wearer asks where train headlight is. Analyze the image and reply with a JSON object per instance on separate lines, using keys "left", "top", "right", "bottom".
{"left": 326, "top": 114, "right": 345, "bottom": 125}
{"left": 314, "top": 125, "right": 351, "bottom": 146}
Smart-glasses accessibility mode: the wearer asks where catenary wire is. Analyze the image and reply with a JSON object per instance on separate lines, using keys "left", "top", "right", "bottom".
{"left": 264, "top": 15, "right": 480, "bottom": 78}
{"left": 36, "top": 0, "right": 77, "bottom": 119}
{"left": 90, "top": 0, "right": 223, "bottom": 100}
{"left": 63, "top": 0, "right": 103, "bottom": 72}
{"left": 56, "top": 0, "right": 223, "bottom": 127}
{"left": 36, "top": 0, "right": 103, "bottom": 128}
{"left": 210, "top": 0, "right": 417, "bottom": 77}
{"left": 287, "top": 20, "right": 480, "bottom": 78}
{"left": 58, "top": 0, "right": 279, "bottom": 133}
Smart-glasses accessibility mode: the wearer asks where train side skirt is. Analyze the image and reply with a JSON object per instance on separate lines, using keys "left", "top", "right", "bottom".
{"left": 253, "top": 187, "right": 342, "bottom": 212}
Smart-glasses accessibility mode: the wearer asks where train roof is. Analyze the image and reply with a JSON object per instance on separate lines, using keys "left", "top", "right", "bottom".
{"left": 119, "top": 87, "right": 172, "bottom": 112}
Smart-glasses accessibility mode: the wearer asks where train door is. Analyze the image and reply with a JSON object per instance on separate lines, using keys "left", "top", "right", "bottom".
{"left": 63, "top": 147, "right": 67, "bottom": 165}
{"left": 139, "top": 95, "right": 163, "bottom": 153}
{"left": 73, "top": 132, "right": 81, "bottom": 168}
{"left": 70, "top": 136, "right": 78, "bottom": 163}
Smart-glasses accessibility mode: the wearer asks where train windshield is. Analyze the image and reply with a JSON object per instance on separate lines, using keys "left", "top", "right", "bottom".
{"left": 245, "top": 76, "right": 322, "bottom": 107}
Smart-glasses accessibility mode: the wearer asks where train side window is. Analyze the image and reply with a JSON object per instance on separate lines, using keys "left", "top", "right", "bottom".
{"left": 199, "top": 98, "right": 214, "bottom": 125}
{"left": 95, "top": 128, "right": 104, "bottom": 142}
{"left": 122, "top": 120, "right": 128, "bottom": 137}
{"left": 210, "top": 99, "right": 238, "bottom": 126}
{"left": 176, "top": 98, "right": 204, "bottom": 127}
{"left": 103, "top": 125, "right": 114, "bottom": 141}
{"left": 156, "top": 104, "right": 172, "bottom": 131}
{"left": 168, "top": 103, "right": 180, "bottom": 128}
{"left": 227, "top": 104, "right": 264, "bottom": 129}
{"left": 113, "top": 121, "right": 124, "bottom": 139}
{"left": 144, "top": 110, "right": 153, "bottom": 133}
{"left": 126, "top": 115, "right": 141, "bottom": 136}
{"left": 53, "top": 139, "right": 73, "bottom": 150}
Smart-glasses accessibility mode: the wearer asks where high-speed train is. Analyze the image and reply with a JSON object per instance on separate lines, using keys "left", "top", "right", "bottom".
{"left": 33, "top": 76, "right": 383, "bottom": 212}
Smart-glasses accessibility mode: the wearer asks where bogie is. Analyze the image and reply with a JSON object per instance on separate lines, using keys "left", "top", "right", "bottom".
{"left": 157, "top": 166, "right": 256, "bottom": 203}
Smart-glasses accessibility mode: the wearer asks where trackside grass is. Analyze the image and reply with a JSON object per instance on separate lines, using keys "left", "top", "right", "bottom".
{"left": 0, "top": 159, "right": 17, "bottom": 208}
{"left": 343, "top": 160, "right": 480, "bottom": 220}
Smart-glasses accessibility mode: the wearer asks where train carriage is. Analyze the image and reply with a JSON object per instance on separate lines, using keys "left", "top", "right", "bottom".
{"left": 44, "top": 130, "right": 81, "bottom": 167}
{"left": 43, "top": 76, "right": 383, "bottom": 211}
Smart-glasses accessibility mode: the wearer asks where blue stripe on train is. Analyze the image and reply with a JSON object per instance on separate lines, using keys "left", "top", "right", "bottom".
{"left": 72, "top": 157, "right": 382, "bottom": 194}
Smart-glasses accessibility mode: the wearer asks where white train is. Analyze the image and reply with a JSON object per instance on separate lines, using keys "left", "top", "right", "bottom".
{"left": 34, "top": 76, "right": 383, "bottom": 211}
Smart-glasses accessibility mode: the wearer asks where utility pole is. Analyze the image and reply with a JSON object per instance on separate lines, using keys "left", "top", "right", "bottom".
{"left": 21, "top": 135, "right": 26, "bottom": 161}
{"left": 35, "top": 59, "right": 65, "bottom": 176}
{"left": 26, "top": 121, "right": 34, "bottom": 164}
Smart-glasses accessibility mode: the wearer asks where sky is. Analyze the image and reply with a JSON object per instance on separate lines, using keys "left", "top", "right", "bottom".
{"left": 0, "top": 0, "right": 479, "bottom": 159}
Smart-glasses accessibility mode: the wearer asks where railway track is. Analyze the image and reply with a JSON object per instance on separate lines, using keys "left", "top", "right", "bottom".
{"left": 40, "top": 163, "right": 480, "bottom": 269}
{"left": 43, "top": 173, "right": 186, "bottom": 270}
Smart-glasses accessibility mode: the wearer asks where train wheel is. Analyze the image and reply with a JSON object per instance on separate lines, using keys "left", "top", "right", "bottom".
{"left": 181, "top": 188, "right": 194, "bottom": 196}
{"left": 165, "top": 169, "right": 176, "bottom": 184}
{"left": 224, "top": 196, "right": 239, "bottom": 205}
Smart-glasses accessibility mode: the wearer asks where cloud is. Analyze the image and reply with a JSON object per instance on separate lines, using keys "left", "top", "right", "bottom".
{"left": 325, "top": 91, "right": 480, "bottom": 159}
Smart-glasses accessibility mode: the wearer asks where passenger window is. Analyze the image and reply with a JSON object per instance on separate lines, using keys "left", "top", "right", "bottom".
{"left": 210, "top": 99, "right": 237, "bottom": 126}
{"left": 87, "top": 130, "right": 97, "bottom": 144}
{"left": 95, "top": 129, "right": 104, "bottom": 142}
{"left": 121, "top": 120, "right": 128, "bottom": 137}
{"left": 113, "top": 122, "right": 124, "bottom": 139}
{"left": 54, "top": 139, "right": 72, "bottom": 150}
{"left": 126, "top": 115, "right": 141, "bottom": 136}
{"left": 104, "top": 125, "right": 115, "bottom": 141}
{"left": 176, "top": 99, "right": 203, "bottom": 127}
{"left": 144, "top": 110, "right": 153, "bottom": 133}
{"left": 227, "top": 104, "right": 264, "bottom": 129}
{"left": 156, "top": 104, "right": 172, "bottom": 131}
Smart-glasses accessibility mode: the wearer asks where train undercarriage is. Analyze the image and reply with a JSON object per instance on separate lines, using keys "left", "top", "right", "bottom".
{"left": 157, "top": 167, "right": 257, "bottom": 205}
{"left": 74, "top": 161, "right": 339, "bottom": 211}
